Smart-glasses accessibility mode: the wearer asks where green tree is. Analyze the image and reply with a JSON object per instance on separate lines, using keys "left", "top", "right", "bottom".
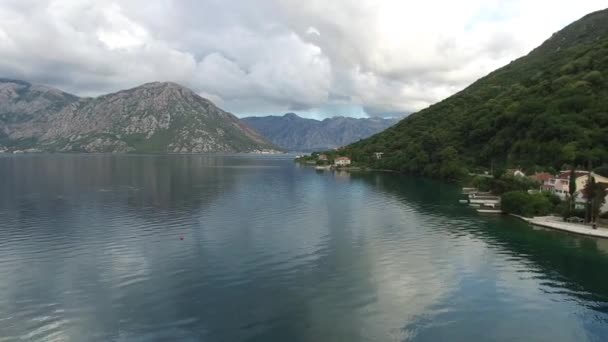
{"left": 583, "top": 176, "right": 607, "bottom": 223}
{"left": 562, "top": 143, "right": 577, "bottom": 165}
{"left": 502, "top": 191, "right": 554, "bottom": 217}
{"left": 568, "top": 168, "right": 577, "bottom": 213}
{"left": 492, "top": 166, "right": 506, "bottom": 180}
{"left": 438, "top": 146, "right": 465, "bottom": 180}
{"left": 584, "top": 70, "right": 603, "bottom": 86}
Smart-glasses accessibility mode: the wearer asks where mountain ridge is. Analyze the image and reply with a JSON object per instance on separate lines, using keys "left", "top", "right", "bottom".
{"left": 0, "top": 80, "right": 277, "bottom": 153}
{"left": 242, "top": 113, "right": 397, "bottom": 151}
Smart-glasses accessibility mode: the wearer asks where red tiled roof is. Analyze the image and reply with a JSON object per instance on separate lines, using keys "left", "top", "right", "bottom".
{"left": 531, "top": 172, "right": 553, "bottom": 182}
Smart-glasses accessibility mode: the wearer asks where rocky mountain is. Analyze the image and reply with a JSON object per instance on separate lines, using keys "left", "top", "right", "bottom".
{"left": 241, "top": 113, "right": 397, "bottom": 151}
{"left": 341, "top": 8, "right": 608, "bottom": 179}
{"left": 0, "top": 79, "right": 276, "bottom": 153}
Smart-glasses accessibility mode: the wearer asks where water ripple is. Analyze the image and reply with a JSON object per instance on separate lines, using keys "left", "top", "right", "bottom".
{"left": 1, "top": 155, "right": 608, "bottom": 341}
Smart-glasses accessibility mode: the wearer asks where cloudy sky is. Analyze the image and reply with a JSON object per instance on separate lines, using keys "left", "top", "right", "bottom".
{"left": 0, "top": 1, "right": 605, "bottom": 118}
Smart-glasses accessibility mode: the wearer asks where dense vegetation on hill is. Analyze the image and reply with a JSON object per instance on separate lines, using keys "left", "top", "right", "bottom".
{"left": 242, "top": 113, "right": 397, "bottom": 151}
{"left": 0, "top": 80, "right": 276, "bottom": 153}
{"left": 341, "top": 9, "right": 608, "bottom": 179}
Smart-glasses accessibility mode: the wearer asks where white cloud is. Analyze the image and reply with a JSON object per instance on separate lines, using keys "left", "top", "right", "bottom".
{"left": 0, "top": 0, "right": 605, "bottom": 118}
{"left": 306, "top": 26, "right": 320, "bottom": 36}
{"left": 96, "top": 3, "right": 148, "bottom": 50}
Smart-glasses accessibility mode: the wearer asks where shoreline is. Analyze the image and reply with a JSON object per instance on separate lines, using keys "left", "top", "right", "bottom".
{"left": 510, "top": 214, "right": 608, "bottom": 239}
{"left": 335, "top": 167, "right": 398, "bottom": 173}
{"left": 295, "top": 160, "right": 398, "bottom": 173}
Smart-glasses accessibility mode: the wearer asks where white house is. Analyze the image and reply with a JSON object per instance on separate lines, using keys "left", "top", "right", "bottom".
{"left": 334, "top": 157, "right": 351, "bottom": 166}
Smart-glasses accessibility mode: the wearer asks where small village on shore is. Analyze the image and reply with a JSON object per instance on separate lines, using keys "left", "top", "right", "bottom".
{"left": 297, "top": 152, "right": 608, "bottom": 239}
{"left": 295, "top": 150, "right": 389, "bottom": 171}
{"left": 463, "top": 168, "right": 608, "bottom": 238}
{"left": 295, "top": 153, "right": 359, "bottom": 171}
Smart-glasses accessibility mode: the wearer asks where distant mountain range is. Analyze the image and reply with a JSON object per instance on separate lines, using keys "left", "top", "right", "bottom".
{"left": 0, "top": 79, "right": 276, "bottom": 153}
{"left": 241, "top": 113, "right": 398, "bottom": 151}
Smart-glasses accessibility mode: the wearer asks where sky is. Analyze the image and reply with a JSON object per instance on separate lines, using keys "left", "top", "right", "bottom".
{"left": 0, "top": 1, "right": 606, "bottom": 119}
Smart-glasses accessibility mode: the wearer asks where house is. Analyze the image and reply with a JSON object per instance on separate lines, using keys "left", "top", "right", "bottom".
{"left": 542, "top": 170, "right": 608, "bottom": 201}
{"left": 334, "top": 157, "right": 351, "bottom": 166}
{"left": 506, "top": 168, "right": 526, "bottom": 177}
{"left": 374, "top": 152, "right": 384, "bottom": 160}
{"left": 318, "top": 154, "right": 328, "bottom": 161}
{"left": 530, "top": 172, "right": 553, "bottom": 183}
{"left": 514, "top": 170, "right": 526, "bottom": 177}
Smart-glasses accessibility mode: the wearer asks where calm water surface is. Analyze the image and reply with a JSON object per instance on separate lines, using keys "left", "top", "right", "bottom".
{"left": 2, "top": 154, "right": 608, "bottom": 341}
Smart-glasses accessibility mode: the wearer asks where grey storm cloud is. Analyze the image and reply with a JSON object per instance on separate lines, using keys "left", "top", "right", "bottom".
{"left": 0, "top": 0, "right": 606, "bottom": 118}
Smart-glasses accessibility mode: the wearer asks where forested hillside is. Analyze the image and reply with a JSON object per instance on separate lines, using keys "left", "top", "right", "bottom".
{"left": 341, "top": 9, "right": 608, "bottom": 179}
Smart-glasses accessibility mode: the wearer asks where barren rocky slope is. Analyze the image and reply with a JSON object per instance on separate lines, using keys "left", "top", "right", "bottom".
{"left": 0, "top": 79, "right": 276, "bottom": 153}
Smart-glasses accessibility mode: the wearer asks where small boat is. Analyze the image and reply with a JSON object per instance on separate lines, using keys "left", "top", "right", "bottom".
{"left": 461, "top": 187, "right": 478, "bottom": 194}
{"left": 477, "top": 209, "right": 502, "bottom": 214}
{"left": 469, "top": 192, "right": 495, "bottom": 198}
{"left": 469, "top": 196, "right": 500, "bottom": 205}
{"left": 458, "top": 199, "right": 468, "bottom": 204}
